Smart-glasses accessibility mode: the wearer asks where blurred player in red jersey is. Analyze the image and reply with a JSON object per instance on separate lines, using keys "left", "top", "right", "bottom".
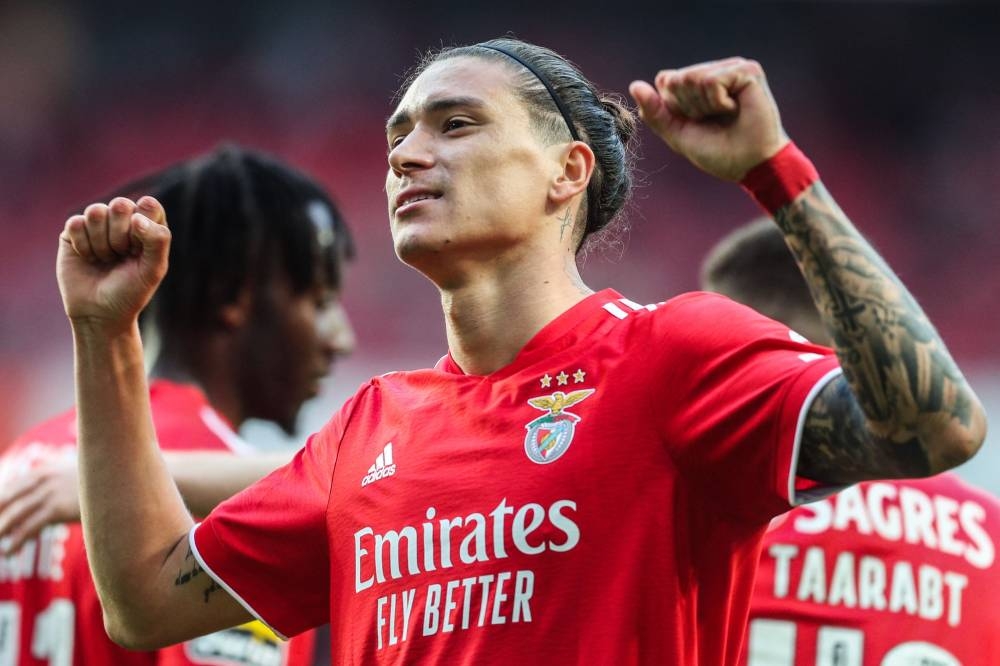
{"left": 55, "top": 38, "right": 986, "bottom": 665}
{"left": 702, "top": 218, "right": 1000, "bottom": 665}
{"left": 0, "top": 144, "right": 354, "bottom": 665}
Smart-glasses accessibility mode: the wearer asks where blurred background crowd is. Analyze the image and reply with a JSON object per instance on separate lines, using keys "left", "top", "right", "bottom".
{"left": 2, "top": 2, "right": 998, "bottom": 489}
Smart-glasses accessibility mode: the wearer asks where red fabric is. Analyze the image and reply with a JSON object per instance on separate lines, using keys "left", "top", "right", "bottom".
{"left": 741, "top": 142, "right": 820, "bottom": 215}
{"left": 0, "top": 380, "right": 316, "bottom": 666}
{"left": 194, "top": 290, "right": 841, "bottom": 665}
{"left": 743, "top": 472, "right": 1000, "bottom": 665}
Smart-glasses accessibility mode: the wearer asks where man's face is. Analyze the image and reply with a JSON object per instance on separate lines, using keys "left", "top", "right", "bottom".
{"left": 238, "top": 272, "right": 354, "bottom": 434}
{"left": 385, "top": 56, "right": 560, "bottom": 281}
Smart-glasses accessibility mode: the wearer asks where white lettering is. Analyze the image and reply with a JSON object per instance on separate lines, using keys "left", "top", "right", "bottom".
{"left": 441, "top": 579, "right": 459, "bottom": 633}
{"left": 402, "top": 588, "right": 415, "bottom": 642}
{"left": 917, "top": 564, "right": 943, "bottom": 621}
{"left": 459, "top": 577, "right": 476, "bottom": 630}
{"left": 375, "top": 527, "right": 420, "bottom": 583}
{"left": 796, "top": 547, "right": 827, "bottom": 603}
{"left": 490, "top": 500, "right": 513, "bottom": 559}
{"left": 933, "top": 496, "right": 963, "bottom": 557}
{"left": 459, "top": 513, "right": 488, "bottom": 565}
{"left": 768, "top": 544, "right": 798, "bottom": 598}
{"left": 438, "top": 517, "right": 462, "bottom": 569}
{"left": 361, "top": 464, "right": 397, "bottom": 486}
{"left": 490, "top": 572, "right": 511, "bottom": 625}
{"left": 355, "top": 499, "right": 580, "bottom": 593}
{"left": 547, "top": 500, "right": 579, "bottom": 552}
{"left": 960, "top": 500, "right": 994, "bottom": 569}
{"left": 899, "top": 487, "right": 938, "bottom": 549}
{"left": 512, "top": 504, "right": 545, "bottom": 555}
{"left": 888, "top": 561, "right": 917, "bottom": 616}
{"left": 512, "top": 570, "right": 534, "bottom": 623}
{"left": 422, "top": 585, "right": 441, "bottom": 636}
{"left": 858, "top": 555, "right": 887, "bottom": 610}
{"left": 783, "top": 483, "right": 997, "bottom": 571}
{"left": 376, "top": 597, "right": 387, "bottom": 650}
{"left": 406, "top": 570, "right": 534, "bottom": 644}
{"left": 827, "top": 551, "right": 857, "bottom": 607}
{"left": 867, "top": 482, "right": 902, "bottom": 540}
{"left": 354, "top": 528, "right": 373, "bottom": 592}
{"left": 423, "top": 508, "right": 437, "bottom": 573}
{"left": 832, "top": 486, "right": 873, "bottom": 535}
{"left": 943, "top": 571, "right": 968, "bottom": 627}
{"left": 772, "top": 547, "right": 968, "bottom": 629}
{"left": 476, "top": 575, "right": 494, "bottom": 627}
{"left": 793, "top": 500, "right": 832, "bottom": 534}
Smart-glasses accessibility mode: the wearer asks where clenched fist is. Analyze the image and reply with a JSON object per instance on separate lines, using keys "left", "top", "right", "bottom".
{"left": 57, "top": 196, "right": 171, "bottom": 333}
{"left": 629, "top": 57, "right": 789, "bottom": 182}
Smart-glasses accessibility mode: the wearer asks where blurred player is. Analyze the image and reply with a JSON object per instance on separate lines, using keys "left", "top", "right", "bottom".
{"left": 702, "top": 217, "right": 1000, "bottom": 665}
{"left": 0, "top": 144, "right": 354, "bottom": 665}
{"left": 56, "top": 38, "right": 985, "bottom": 665}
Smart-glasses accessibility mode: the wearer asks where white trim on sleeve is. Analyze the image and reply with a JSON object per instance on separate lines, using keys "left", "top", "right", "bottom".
{"left": 188, "top": 523, "right": 289, "bottom": 640}
{"left": 787, "top": 367, "right": 845, "bottom": 506}
{"left": 198, "top": 407, "right": 254, "bottom": 455}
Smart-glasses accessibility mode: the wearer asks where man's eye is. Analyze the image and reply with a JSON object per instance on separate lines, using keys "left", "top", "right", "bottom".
{"left": 388, "top": 135, "right": 406, "bottom": 150}
{"left": 444, "top": 118, "right": 471, "bottom": 132}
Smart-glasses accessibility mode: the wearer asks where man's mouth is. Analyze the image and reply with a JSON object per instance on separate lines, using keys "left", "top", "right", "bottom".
{"left": 395, "top": 188, "right": 442, "bottom": 214}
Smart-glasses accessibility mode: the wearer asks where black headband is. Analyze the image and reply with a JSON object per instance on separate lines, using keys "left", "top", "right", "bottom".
{"left": 477, "top": 44, "right": 581, "bottom": 143}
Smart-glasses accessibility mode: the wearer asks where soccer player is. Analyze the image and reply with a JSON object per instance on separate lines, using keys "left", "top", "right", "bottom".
{"left": 702, "top": 218, "right": 1000, "bottom": 665}
{"left": 0, "top": 144, "right": 354, "bottom": 665}
{"left": 56, "top": 39, "right": 986, "bottom": 665}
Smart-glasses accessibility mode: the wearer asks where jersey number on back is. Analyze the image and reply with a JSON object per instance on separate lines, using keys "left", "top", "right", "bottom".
{"left": 0, "top": 600, "right": 75, "bottom": 666}
{"left": 746, "top": 618, "right": 962, "bottom": 666}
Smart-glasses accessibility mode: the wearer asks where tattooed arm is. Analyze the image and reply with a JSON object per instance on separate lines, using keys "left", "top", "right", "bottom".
{"left": 777, "top": 183, "right": 986, "bottom": 483}
{"left": 630, "top": 57, "right": 987, "bottom": 484}
{"left": 58, "top": 198, "right": 250, "bottom": 649}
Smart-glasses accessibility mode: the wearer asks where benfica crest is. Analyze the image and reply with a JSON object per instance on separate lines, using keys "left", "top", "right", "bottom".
{"left": 523, "top": 389, "right": 595, "bottom": 464}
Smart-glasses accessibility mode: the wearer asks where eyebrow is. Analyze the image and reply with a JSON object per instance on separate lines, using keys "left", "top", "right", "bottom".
{"left": 385, "top": 96, "right": 488, "bottom": 134}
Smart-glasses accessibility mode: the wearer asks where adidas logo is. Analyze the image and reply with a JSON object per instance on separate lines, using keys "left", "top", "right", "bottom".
{"left": 361, "top": 442, "right": 396, "bottom": 487}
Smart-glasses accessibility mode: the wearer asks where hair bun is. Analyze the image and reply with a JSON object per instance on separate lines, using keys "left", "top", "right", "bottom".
{"left": 600, "top": 94, "right": 638, "bottom": 148}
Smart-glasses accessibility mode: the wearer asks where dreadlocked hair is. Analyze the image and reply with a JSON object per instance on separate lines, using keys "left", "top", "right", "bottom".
{"left": 104, "top": 143, "right": 354, "bottom": 342}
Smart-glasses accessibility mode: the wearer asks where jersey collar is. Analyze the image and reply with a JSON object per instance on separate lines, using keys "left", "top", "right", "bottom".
{"left": 434, "top": 288, "right": 623, "bottom": 379}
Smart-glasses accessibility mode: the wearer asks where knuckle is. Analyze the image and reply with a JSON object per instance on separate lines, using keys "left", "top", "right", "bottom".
{"left": 84, "top": 202, "right": 106, "bottom": 217}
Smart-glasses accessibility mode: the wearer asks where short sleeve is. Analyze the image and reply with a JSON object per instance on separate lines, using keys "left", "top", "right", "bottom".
{"left": 190, "top": 390, "right": 366, "bottom": 638}
{"left": 655, "top": 292, "right": 841, "bottom": 518}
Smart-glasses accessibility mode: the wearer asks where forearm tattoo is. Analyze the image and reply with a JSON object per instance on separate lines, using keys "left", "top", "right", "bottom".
{"left": 775, "top": 182, "right": 978, "bottom": 482}
{"left": 175, "top": 546, "right": 224, "bottom": 604}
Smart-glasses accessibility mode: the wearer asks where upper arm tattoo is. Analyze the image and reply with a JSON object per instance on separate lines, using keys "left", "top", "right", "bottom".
{"left": 799, "top": 375, "right": 931, "bottom": 484}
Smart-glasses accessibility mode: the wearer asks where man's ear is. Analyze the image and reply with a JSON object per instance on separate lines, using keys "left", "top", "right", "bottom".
{"left": 218, "top": 286, "right": 253, "bottom": 329}
{"left": 549, "top": 141, "right": 595, "bottom": 207}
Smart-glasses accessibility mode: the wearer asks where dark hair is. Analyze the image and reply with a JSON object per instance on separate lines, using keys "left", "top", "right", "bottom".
{"left": 107, "top": 143, "right": 354, "bottom": 340}
{"left": 399, "top": 37, "right": 638, "bottom": 251}
{"left": 700, "top": 217, "right": 815, "bottom": 321}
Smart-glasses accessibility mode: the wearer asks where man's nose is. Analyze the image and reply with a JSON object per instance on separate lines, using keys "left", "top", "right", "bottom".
{"left": 387, "top": 128, "right": 435, "bottom": 176}
{"left": 320, "top": 302, "right": 356, "bottom": 357}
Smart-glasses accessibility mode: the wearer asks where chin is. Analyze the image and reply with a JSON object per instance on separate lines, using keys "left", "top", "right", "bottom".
{"left": 393, "top": 234, "right": 447, "bottom": 268}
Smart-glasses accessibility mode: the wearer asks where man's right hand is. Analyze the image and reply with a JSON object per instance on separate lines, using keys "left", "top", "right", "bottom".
{"left": 57, "top": 196, "right": 171, "bottom": 332}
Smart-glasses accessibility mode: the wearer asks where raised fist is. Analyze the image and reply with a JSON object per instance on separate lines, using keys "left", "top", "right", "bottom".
{"left": 57, "top": 196, "right": 171, "bottom": 333}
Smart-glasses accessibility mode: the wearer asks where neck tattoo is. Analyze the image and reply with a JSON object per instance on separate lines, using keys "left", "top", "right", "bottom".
{"left": 558, "top": 208, "right": 574, "bottom": 241}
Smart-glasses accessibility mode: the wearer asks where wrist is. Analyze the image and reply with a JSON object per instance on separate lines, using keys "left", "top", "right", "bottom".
{"left": 69, "top": 315, "right": 140, "bottom": 340}
{"left": 740, "top": 142, "right": 819, "bottom": 214}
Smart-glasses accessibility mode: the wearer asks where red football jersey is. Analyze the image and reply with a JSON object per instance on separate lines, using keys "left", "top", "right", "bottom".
{"left": 193, "top": 290, "right": 842, "bottom": 665}
{"left": 743, "top": 473, "right": 1000, "bottom": 665}
{"left": 0, "top": 380, "right": 315, "bottom": 666}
